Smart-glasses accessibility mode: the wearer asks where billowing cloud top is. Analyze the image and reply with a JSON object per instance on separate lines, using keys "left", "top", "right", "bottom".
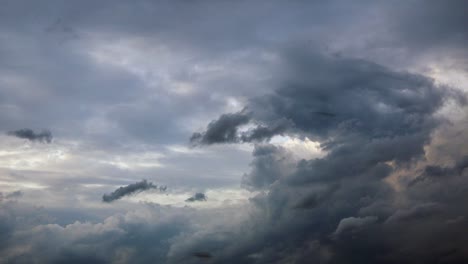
{"left": 0, "top": 0, "right": 467, "bottom": 263}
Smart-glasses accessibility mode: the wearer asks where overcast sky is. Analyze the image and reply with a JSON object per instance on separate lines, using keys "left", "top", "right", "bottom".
{"left": 0, "top": 1, "right": 467, "bottom": 263}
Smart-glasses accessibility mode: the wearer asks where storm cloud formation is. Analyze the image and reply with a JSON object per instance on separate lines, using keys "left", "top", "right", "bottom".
{"left": 0, "top": 0, "right": 467, "bottom": 263}
{"left": 7, "top": 129, "right": 52, "bottom": 143}
{"left": 102, "top": 180, "right": 163, "bottom": 203}
{"left": 186, "top": 50, "right": 468, "bottom": 263}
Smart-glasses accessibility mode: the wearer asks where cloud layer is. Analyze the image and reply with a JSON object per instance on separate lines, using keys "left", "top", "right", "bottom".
{"left": 0, "top": 0, "right": 467, "bottom": 263}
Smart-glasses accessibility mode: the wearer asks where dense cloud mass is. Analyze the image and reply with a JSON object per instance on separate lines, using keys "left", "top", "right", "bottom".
{"left": 7, "top": 129, "right": 53, "bottom": 143}
{"left": 187, "top": 51, "right": 468, "bottom": 263}
{"left": 102, "top": 180, "right": 163, "bottom": 203}
{"left": 0, "top": 0, "right": 467, "bottom": 263}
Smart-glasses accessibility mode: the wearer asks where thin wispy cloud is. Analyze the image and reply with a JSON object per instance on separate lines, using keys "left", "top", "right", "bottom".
{"left": 102, "top": 180, "right": 165, "bottom": 203}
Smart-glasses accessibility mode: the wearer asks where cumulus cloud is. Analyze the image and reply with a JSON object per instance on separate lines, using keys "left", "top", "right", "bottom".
{"left": 102, "top": 180, "right": 164, "bottom": 203}
{"left": 7, "top": 129, "right": 53, "bottom": 143}
{"left": 0, "top": 201, "right": 194, "bottom": 263}
{"left": 184, "top": 49, "right": 468, "bottom": 263}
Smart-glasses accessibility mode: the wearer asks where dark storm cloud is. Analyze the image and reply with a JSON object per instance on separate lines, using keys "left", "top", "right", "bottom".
{"left": 241, "top": 144, "right": 293, "bottom": 190}
{"left": 184, "top": 48, "right": 468, "bottom": 263}
{"left": 293, "top": 184, "right": 339, "bottom": 210}
{"left": 0, "top": 0, "right": 467, "bottom": 263}
{"left": 251, "top": 49, "right": 451, "bottom": 140}
{"left": 240, "top": 119, "right": 292, "bottom": 143}
{"left": 185, "top": 193, "right": 206, "bottom": 202}
{"left": 7, "top": 129, "right": 53, "bottom": 143}
{"left": 193, "top": 46, "right": 462, "bottom": 147}
{"left": 333, "top": 216, "right": 378, "bottom": 236}
{"left": 191, "top": 114, "right": 291, "bottom": 145}
{"left": 102, "top": 180, "right": 163, "bottom": 203}
{"left": 193, "top": 252, "right": 212, "bottom": 259}
{"left": 190, "top": 111, "right": 250, "bottom": 145}
{"left": 408, "top": 156, "right": 468, "bottom": 186}
{"left": 385, "top": 203, "right": 442, "bottom": 223}
{"left": 0, "top": 0, "right": 465, "bottom": 147}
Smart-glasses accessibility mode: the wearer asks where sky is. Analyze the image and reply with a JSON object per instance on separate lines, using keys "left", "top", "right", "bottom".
{"left": 0, "top": 0, "right": 467, "bottom": 263}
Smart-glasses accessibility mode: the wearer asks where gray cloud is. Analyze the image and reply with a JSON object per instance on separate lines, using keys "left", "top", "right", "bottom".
{"left": 185, "top": 193, "right": 207, "bottom": 202}
{"left": 0, "top": 201, "right": 192, "bottom": 264}
{"left": 7, "top": 129, "right": 52, "bottom": 143}
{"left": 0, "top": 190, "right": 23, "bottom": 202}
{"left": 184, "top": 49, "right": 468, "bottom": 263}
{"left": 385, "top": 203, "right": 442, "bottom": 223}
{"left": 192, "top": 252, "right": 212, "bottom": 259}
{"left": 102, "top": 180, "right": 164, "bottom": 203}
{"left": 0, "top": 1, "right": 467, "bottom": 263}
{"left": 409, "top": 156, "right": 468, "bottom": 186}
{"left": 390, "top": 0, "right": 468, "bottom": 54}
{"left": 5, "top": 190, "right": 23, "bottom": 199}
{"left": 190, "top": 111, "right": 251, "bottom": 145}
{"left": 191, "top": 114, "right": 292, "bottom": 145}
{"left": 333, "top": 216, "right": 378, "bottom": 236}
{"left": 241, "top": 144, "right": 294, "bottom": 190}
{"left": 240, "top": 119, "right": 292, "bottom": 143}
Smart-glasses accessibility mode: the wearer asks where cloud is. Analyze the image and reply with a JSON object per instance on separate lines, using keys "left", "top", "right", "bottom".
{"left": 409, "top": 156, "right": 468, "bottom": 186}
{"left": 191, "top": 114, "right": 292, "bottom": 146}
{"left": 1, "top": 46, "right": 466, "bottom": 263}
{"left": 184, "top": 49, "right": 468, "bottom": 263}
{"left": 241, "top": 144, "right": 295, "bottom": 190}
{"left": 333, "top": 216, "right": 378, "bottom": 236}
{"left": 0, "top": 1, "right": 467, "bottom": 263}
{"left": 102, "top": 180, "right": 164, "bottom": 203}
{"left": 385, "top": 203, "right": 442, "bottom": 223}
{"left": 7, "top": 129, "right": 53, "bottom": 143}
{"left": 192, "top": 252, "right": 212, "bottom": 259}
{"left": 5, "top": 190, "right": 23, "bottom": 199}
{"left": 190, "top": 111, "right": 251, "bottom": 145}
{"left": 389, "top": 0, "right": 468, "bottom": 54}
{"left": 185, "top": 193, "right": 207, "bottom": 202}
{"left": 0, "top": 201, "right": 193, "bottom": 264}
{"left": 239, "top": 119, "right": 292, "bottom": 143}
{"left": 0, "top": 191, "right": 23, "bottom": 202}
